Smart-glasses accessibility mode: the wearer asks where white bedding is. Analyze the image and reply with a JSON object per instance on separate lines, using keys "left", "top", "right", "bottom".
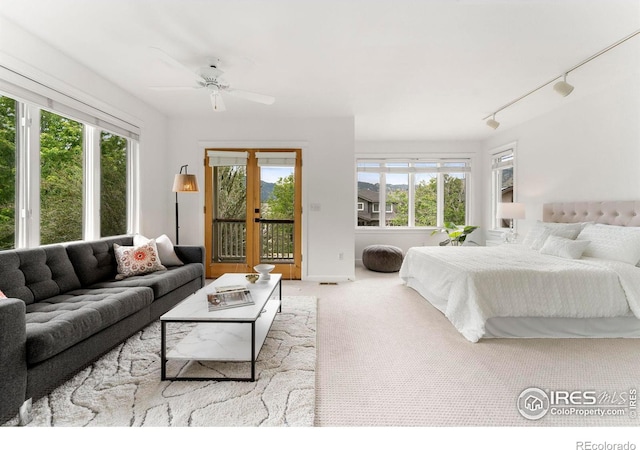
{"left": 399, "top": 244, "right": 640, "bottom": 342}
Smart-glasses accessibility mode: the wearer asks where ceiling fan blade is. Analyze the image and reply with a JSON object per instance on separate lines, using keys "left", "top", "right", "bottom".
{"left": 149, "top": 47, "right": 202, "bottom": 83}
{"left": 148, "top": 85, "right": 202, "bottom": 90}
{"left": 224, "top": 88, "right": 275, "bottom": 105}
{"left": 210, "top": 92, "right": 226, "bottom": 112}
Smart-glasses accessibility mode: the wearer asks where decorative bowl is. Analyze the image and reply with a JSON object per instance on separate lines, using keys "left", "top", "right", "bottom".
{"left": 253, "top": 264, "right": 275, "bottom": 280}
{"left": 245, "top": 273, "right": 259, "bottom": 284}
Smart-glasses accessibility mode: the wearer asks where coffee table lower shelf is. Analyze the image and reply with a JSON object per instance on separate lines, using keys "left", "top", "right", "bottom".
{"left": 161, "top": 298, "right": 281, "bottom": 382}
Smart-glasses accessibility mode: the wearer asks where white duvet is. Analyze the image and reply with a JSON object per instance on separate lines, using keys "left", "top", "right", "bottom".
{"left": 399, "top": 244, "right": 640, "bottom": 342}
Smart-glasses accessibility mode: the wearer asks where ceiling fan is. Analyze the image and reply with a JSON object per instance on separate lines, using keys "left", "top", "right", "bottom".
{"left": 148, "top": 47, "right": 275, "bottom": 112}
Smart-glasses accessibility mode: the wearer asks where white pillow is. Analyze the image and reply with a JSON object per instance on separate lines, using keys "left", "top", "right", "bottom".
{"left": 522, "top": 221, "right": 585, "bottom": 250}
{"left": 539, "top": 235, "right": 590, "bottom": 260}
{"left": 577, "top": 224, "right": 640, "bottom": 265}
{"left": 133, "top": 234, "right": 184, "bottom": 266}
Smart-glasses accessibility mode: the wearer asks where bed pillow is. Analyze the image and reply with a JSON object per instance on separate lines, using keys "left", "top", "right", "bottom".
{"left": 577, "top": 223, "right": 640, "bottom": 265}
{"left": 133, "top": 234, "right": 184, "bottom": 266}
{"left": 522, "top": 221, "right": 586, "bottom": 250}
{"left": 539, "top": 235, "right": 590, "bottom": 260}
{"left": 114, "top": 240, "right": 167, "bottom": 280}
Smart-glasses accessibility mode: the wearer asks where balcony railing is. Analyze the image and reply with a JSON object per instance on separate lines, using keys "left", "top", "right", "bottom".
{"left": 259, "top": 219, "right": 294, "bottom": 263}
{"left": 213, "top": 219, "right": 294, "bottom": 263}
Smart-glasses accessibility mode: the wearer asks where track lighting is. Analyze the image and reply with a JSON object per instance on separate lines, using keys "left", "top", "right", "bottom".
{"left": 553, "top": 74, "right": 574, "bottom": 97}
{"left": 482, "top": 29, "right": 639, "bottom": 129}
{"left": 486, "top": 115, "right": 500, "bottom": 129}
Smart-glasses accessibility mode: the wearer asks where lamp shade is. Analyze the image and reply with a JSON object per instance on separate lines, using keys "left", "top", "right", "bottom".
{"left": 172, "top": 173, "right": 199, "bottom": 193}
{"left": 496, "top": 202, "right": 525, "bottom": 219}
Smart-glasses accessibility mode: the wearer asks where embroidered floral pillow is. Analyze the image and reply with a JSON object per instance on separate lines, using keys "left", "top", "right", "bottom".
{"left": 114, "top": 240, "right": 166, "bottom": 280}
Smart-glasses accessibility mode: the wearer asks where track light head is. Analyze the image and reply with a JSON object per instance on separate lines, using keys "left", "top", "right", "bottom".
{"left": 553, "top": 74, "right": 574, "bottom": 97}
{"left": 486, "top": 115, "right": 500, "bottom": 129}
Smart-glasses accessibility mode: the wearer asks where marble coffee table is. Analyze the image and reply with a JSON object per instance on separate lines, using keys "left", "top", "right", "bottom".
{"left": 160, "top": 273, "right": 282, "bottom": 382}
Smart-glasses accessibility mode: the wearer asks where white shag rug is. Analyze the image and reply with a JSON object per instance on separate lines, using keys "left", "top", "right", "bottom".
{"left": 10, "top": 296, "right": 316, "bottom": 427}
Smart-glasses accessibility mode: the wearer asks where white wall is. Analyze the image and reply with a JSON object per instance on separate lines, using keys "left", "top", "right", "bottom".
{"left": 167, "top": 116, "right": 356, "bottom": 281}
{"left": 482, "top": 75, "right": 640, "bottom": 240}
{"left": 354, "top": 140, "right": 483, "bottom": 260}
{"left": 0, "top": 16, "right": 171, "bottom": 240}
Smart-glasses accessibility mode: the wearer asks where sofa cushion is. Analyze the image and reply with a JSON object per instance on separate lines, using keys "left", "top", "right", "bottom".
{"left": 90, "top": 264, "right": 203, "bottom": 299}
{"left": 0, "top": 246, "right": 81, "bottom": 305}
{"left": 25, "top": 286, "right": 153, "bottom": 365}
{"left": 65, "top": 237, "right": 133, "bottom": 286}
{"left": 134, "top": 234, "right": 184, "bottom": 266}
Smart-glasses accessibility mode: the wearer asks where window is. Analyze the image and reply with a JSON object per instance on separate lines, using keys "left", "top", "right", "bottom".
{"left": 357, "top": 202, "right": 364, "bottom": 211}
{"left": 40, "top": 110, "right": 84, "bottom": 244}
{"left": 100, "top": 131, "right": 128, "bottom": 237}
{"left": 491, "top": 144, "right": 516, "bottom": 229}
{"left": 0, "top": 96, "right": 16, "bottom": 250}
{"left": 0, "top": 90, "right": 138, "bottom": 248}
{"left": 356, "top": 158, "right": 471, "bottom": 228}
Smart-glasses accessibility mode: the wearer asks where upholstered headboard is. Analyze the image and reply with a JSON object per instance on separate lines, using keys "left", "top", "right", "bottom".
{"left": 543, "top": 201, "right": 640, "bottom": 227}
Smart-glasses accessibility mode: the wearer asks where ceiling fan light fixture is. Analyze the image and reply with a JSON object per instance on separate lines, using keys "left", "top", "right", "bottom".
{"left": 553, "top": 74, "right": 574, "bottom": 97}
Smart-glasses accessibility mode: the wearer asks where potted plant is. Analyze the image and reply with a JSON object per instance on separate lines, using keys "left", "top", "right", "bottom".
{"left": 431, "top": 222, "right": 479, "bottom": 246}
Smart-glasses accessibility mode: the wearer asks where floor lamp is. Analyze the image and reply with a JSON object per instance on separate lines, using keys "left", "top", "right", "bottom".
{"left": 172, "top": 165, "right": 199, "bottom": 245}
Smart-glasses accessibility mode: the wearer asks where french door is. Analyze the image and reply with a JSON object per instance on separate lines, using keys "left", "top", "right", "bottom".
{"left": 204, "top": 149, "right": 302, "bottom": 280}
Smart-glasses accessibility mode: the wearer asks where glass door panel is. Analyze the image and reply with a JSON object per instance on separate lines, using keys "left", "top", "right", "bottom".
{"left": 259, "top": 166, "right": 295, "bottom": 263}
{"left": 213, "top": 165, "right": 247, "bottom": 264}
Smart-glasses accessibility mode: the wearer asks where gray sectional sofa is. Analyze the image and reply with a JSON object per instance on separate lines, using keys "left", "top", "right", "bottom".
{"left": 0, "top": 236, "right": 205, "bottom": 425}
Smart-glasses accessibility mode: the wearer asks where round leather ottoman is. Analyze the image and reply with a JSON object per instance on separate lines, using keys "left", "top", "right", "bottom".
{"left": 362, "top": 245, "right": 404, "bottom": 273}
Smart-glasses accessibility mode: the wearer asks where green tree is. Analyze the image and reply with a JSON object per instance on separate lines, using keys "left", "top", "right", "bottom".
{"left": 40, "top": 111, "right": 83, "bottom": 245}
{"left": 215, "top": 166, "right": 246, "bottom": 218}
{"left": 100, "top": 132, "right": 128, "bottom": 237}
{"left": 264, "top": 174, "right": 294, "bottom": 219}
{"left": 386, "top": 175, "right": 464, "bottom": 227}
{"left": 0, "top": 96, "right": 16, "bottom": 249}
{"left": 443, "top": 174, "right": 466, "bottom": 225}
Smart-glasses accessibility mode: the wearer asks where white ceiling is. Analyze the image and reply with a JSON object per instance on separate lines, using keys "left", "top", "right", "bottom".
{"left": 0, "top": 0, "right": 639, "bottom": 141}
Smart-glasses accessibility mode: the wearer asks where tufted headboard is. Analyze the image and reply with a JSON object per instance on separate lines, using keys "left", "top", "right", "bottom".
{"left": 543, "top": 201, "right": 640, "bottom": 227}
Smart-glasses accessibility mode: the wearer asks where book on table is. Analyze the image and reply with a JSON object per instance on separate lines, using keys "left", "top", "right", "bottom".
{"left": 207, "top": 285, "right": 255, "bottom": 311}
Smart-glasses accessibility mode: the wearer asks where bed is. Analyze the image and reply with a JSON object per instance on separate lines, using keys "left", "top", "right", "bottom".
{"left": 399, "top": 201, "right": 640, "bottom": 342}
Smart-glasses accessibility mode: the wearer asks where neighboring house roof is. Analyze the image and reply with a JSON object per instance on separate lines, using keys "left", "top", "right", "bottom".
{"left": 357, "top": 189, "right": 379, "bottom": 203}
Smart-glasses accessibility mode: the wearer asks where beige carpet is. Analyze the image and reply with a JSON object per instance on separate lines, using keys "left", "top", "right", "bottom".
{"left": 283, "top": 268, "right": 640, "bottom": 427}
{"left": 5, "top": 296, "right": 316, "bottom": 427}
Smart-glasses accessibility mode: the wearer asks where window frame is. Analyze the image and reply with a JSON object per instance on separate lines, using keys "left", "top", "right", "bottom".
{"left": 0, "top": 91, "right": 138, "bottom": 249}
{"left": 355, "top": 157, "right": 471, "bottom": 229}
{"left": 490, "top": 142, "right": 517, "bottom": 231}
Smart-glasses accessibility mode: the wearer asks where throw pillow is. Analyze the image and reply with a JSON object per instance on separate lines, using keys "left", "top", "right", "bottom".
{"left": 539, "top": 235, "right": 590, "bottom": 260}
{"left": 577, "top": 223, "right": 640, "bottom": 265}
{"left": 522, "top": 221, "right": 586, "bottom": 251}
{"left": 114, "top": 240, "right": 166, "bottom": 280}
{"left": 133, "top": 234, "right": 184, "bottom": 266}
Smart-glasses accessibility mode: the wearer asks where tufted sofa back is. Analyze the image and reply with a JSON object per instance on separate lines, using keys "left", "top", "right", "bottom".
{"left": 65, "top": 236, "right": 133, "bottom": 286}
{"left": 0, "top": 246, "right": 81, "bottom": 304}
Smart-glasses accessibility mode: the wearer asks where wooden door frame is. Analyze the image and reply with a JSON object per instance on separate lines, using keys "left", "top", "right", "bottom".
{"left": 204, "top": 148, "right": 302, "bottom": 280}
